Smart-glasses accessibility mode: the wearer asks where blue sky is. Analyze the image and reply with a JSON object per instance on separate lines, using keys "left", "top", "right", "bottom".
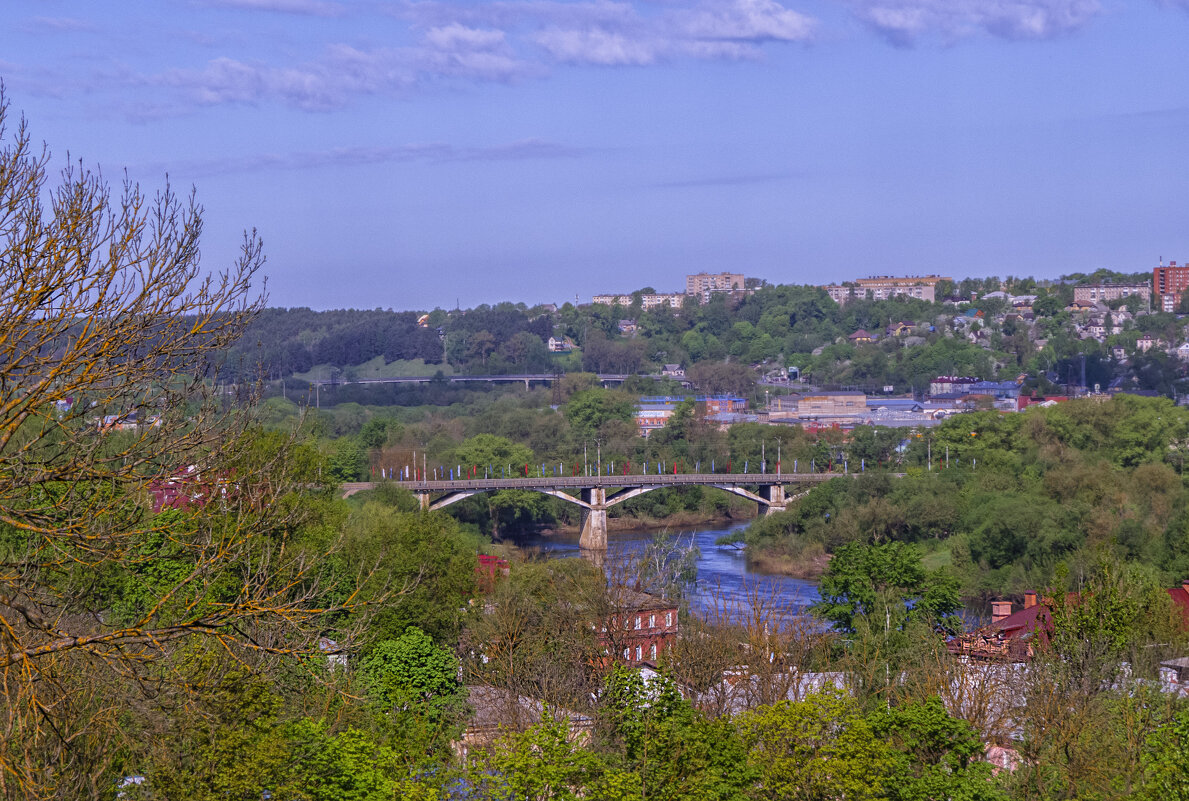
{"left": 3, "top": 0, "right": 1188, "bottom": 310}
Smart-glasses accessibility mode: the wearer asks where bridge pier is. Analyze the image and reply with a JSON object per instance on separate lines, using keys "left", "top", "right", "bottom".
{"left": 579, "top": 487, "right": 608, "bottom": 551}
{"left": 417, "top": 492, "right": 430, "bottom": 511}
{"left": 758, "top": 484, "right": 787, "bottom": 516}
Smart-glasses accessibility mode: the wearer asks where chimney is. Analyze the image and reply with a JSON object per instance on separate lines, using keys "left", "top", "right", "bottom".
{"left": 991, "top": 600, "right": 1013, "bottom": 624}
{"left": 1024, "top": 591, "right": 1038, "bottom": 610}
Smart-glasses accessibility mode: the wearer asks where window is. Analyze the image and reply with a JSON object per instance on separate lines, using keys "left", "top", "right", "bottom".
{"left": 666, "top": 612, "right": 673, "bottom": 627}
{"left": 635, "top": 616, "right": 641, "bottom": 630}
{"left": 649, "top": 614, "right": 656, "bottom": 628}
{"left": 650, "top": 644, "right": 657, "bottom": 660}
{"left": 624, "top": 648, "right": 630, "bottom": 661}
{"left": 636, "top": 645, "right": 642, "bottom": 661}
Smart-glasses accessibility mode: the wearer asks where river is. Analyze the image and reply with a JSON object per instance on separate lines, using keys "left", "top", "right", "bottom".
{"left": 517, "top": 521, "right": 822, "bottom": 617}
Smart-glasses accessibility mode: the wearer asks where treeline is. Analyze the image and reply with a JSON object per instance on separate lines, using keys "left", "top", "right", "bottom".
{"left": 228, "top": 267, "right": 1189, "bottom": 399}
{"left": 746, "top": 394, "right": 1189, "bottom": 595}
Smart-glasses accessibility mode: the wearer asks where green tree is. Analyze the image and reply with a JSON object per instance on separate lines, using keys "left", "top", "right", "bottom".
{"left": 1138, "top": 706, "right": 1189, "bottom": 801}
{"left": 873, "top": 696, "right": 1005, "bottom": 801}
{"left": 328, "top": 436, "right": 368, "bottom": 481}
{"left": 597, "top": 667, "right": 752, "bottom": 801}
{"left": 811, "top": 542, "right": 961, "bottom": 634}
{"left": 469, "top": 715, "right": 605, "bottom": 801}
{"left": 565, "top": 389, "right": 635, "bottom": 439}
{"left": 451, "top": 433, "right": 548, "bottom": 534}
{"left": 739, "top": 691, "right": 896, "bottom": 801}
{"left": 298, "top": 724, "right": 403, "bottom": 801}
{"left": 341, "top": 505, "right": 477, "bottom": 645}
{"left": 358, "top": 627, "right": 467, "bottom": 759}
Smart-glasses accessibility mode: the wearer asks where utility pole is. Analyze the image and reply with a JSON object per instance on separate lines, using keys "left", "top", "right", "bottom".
{"left": 596, "top": 440, "right": 602, "bottom": 476}
{"left": 584, "top": 442, "right": 588, "bottom": 477}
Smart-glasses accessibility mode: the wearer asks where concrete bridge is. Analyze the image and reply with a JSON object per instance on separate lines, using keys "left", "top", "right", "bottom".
{"left": 309, "top": 372, "right": 663, "bottom": 391}
{"left": 341, "top": 472, "right": 888, "bottom": 551}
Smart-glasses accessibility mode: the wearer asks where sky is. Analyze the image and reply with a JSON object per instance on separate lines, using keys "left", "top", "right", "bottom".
{"left": 2, "top": 0, "right": 1188, "bottom": 311}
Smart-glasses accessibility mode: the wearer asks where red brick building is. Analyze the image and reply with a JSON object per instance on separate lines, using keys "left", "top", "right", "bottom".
{"left": 1154, "top": 261, "right": 1189, "bottom": 311}
{"left": 602, "top": 589, "right": 680, "bottom": 665}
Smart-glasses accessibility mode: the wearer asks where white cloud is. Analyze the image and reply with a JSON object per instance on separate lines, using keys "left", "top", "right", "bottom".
{"left": 679, "top": 0, "right": 814, "bottom": 42}
{"left": 532, "top": 0, "right": 813, "bottom": 66}
{"left": 424, "top": 24, "right": 508, "bottom": 51}
{"left": 162, "top": 23, "right": 535, "bottom": 110}
{"left": 533, "top": 28, "right": 663, "bottom": 64}
{"left": 159, "top": 0, "right": 812, "bottom": 109}
{"left": 851, "top": 0, "right": 1100, "bottom": 44}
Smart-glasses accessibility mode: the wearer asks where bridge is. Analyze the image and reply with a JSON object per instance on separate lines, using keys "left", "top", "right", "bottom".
{"left": 341, "top": 472, "right": 890, "bottom": 551}
{"left": 309, "top": 373, "right": 667, "bottom": 390}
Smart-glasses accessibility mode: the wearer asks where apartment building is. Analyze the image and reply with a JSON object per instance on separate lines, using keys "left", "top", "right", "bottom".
{"left": 823, "top": 275, "right": 950, "bottom": 305}
{"left": 641, "top": 293, "right": 685, "bottom": 310}
{"left": 592, "top": 294, "right": 633, "bottom": 306}
{"left": 1155, "top": 261, "right": 1189, "bottom": 312}
{"left": 1072, "top": 283, "right": 1151, "bottom": 305}
{"left": 686, "top": 272, "right": 745, "bottom": 295}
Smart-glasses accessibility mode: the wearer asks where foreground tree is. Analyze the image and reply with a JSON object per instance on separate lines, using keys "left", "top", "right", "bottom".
{"left": 0, "top": 92, "right": 370, "bottom": 796}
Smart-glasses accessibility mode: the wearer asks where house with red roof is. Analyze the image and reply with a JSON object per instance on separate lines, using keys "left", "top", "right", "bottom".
{"left": 1167, "top": 580, "right": 1189, "bottom": 628}
{"left": 950, "top": 582, "right": 1189, "bottom": 663}
{"left": 947, "top": 592, "right": 1051, "bottom": 662}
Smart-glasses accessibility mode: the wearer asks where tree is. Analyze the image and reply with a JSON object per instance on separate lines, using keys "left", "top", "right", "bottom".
{"left": 739, "top": 691, "right": 896, "bottom": 801}
{"left": 596, "top": 666, "right": 754, "bottom": 801}
{"left": 451, "top": 433, "right": 547, "bottom": 535}
{"left": 358, "top": 627, "right": 467, "bottom": 760}
{"left": 1138, "top": 706, "right": 1189, "bottom": 801}
{"left": 0, "top": 94, "right": 369, "bottom": 795}
{"left": 468, "top": 715, "right": 605, "bottom": 801}
{"left": 872, "top": 696, "right": 1005, "bottom": 801}
{"left": 810, "top": 542, "right": 961, "bottom": 634}
{"left": 632, "top": 532, "right": 699, "bottom": 600}
{"left": 565, "top": 390, "right": 635, "bottom": 439}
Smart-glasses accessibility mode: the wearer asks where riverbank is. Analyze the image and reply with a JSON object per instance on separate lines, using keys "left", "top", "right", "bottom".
{"left": 745, "top": 545, "right": 832, "bottom": 580}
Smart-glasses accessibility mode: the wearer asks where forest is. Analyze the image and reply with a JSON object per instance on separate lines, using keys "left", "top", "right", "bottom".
{"left": 225, "top": 266, "right": 1189, "bottom": 399}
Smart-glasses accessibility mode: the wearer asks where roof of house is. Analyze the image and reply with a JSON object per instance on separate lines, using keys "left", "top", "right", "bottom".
{"left": 607, "top": 588, "right": 679, "bottom": 612}
{"left": 465, "top": 686, "right": 592, "bottom": 734}
{"left": 1168, "top": 585, "right": 1189, "bottom": 626}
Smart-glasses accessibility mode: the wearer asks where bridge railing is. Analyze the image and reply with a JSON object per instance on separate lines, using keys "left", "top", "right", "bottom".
{"left": 388, "top": 473, "right": 860, "bottom": 492}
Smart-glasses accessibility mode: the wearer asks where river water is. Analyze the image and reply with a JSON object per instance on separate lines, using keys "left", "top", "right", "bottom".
{"left": 517, "top": 521, "right": 821, "bottom": 617}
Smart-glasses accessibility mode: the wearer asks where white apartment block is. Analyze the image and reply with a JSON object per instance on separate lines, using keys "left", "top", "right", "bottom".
{"left": 823, "top": 275, "right": 946, "bottom": 305}
{"left": 1072, "top": 283, "right": 1151, "bottom": 305}
{"left": 592, "top": 294, "right": 633, "bottom": 306}
{"left": 642, "top": 293, "right": 685, "bottom": 310}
